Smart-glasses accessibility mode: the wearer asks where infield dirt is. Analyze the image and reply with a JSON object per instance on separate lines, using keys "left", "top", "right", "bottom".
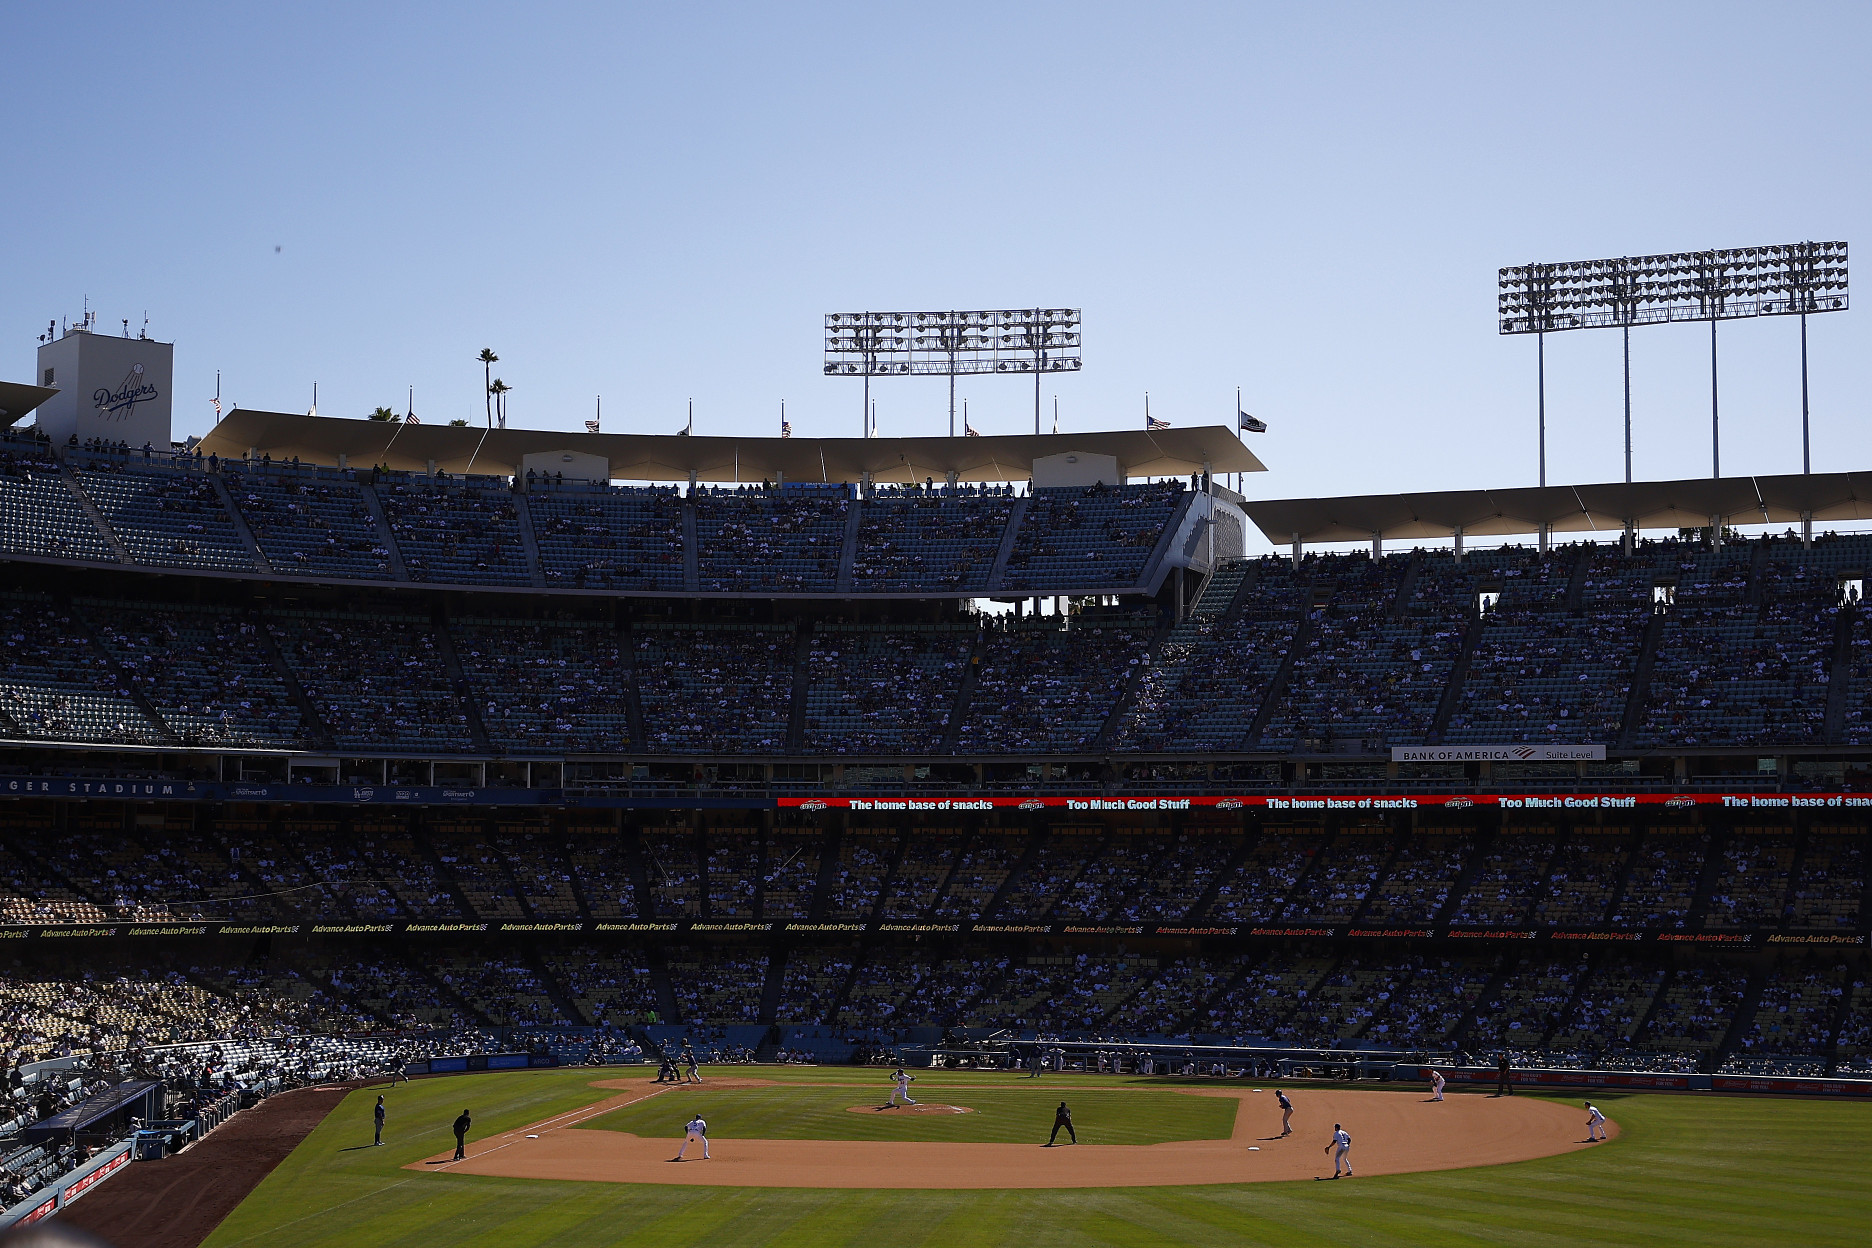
{"left": 410, "top": 1077, "right": 1611, "bottom": 1189}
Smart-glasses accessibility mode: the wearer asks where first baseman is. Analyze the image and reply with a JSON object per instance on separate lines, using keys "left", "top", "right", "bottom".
{"left": 889, "top": 1066, "right": 917, "bottom": 1106}
{"left": 1324, "top": 1123, "right": 1352, "bottom": 1177}
{"left": 675, "top": 1114, "right": 710, "bottom": 1160}
{"left": 1586, "top": 1102, "right": 1607, "bottom": 1141}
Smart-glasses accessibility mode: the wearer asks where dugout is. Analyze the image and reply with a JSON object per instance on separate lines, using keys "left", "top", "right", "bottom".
{"left": 23, "top": 1080, "right": 161, "bottom": 1145}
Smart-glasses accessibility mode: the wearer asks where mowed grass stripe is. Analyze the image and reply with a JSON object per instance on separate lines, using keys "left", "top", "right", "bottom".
{"left": 202, "top": 1068, "right": 1872, "bottom": 1248}
{"left": 586, "top": 1082, "right": 1236, "bottom": 1144}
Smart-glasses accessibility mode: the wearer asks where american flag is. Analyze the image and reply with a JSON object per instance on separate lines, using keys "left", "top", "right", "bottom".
{"left": 1145, "top": 414, "right": 1170, "bottom": 430}
{"left": 781, "top": 420, "right": 791, "bottom": 439}
{"left": 964, "top": 420, "right": 980, "bottom": 437}
{"left": 404, "top": 412, "right": 421, "bottom": 426}
{"left": 585, "top": 420, "right": 601, "bottom": 434}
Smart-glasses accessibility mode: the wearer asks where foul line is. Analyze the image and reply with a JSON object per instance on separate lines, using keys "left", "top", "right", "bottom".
{"left": 428, "top": 1083, "right": 674, "bottom": 1170}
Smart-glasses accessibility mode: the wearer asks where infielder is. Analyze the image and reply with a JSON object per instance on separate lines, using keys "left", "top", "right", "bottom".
{"left": 1586, "top": 1102, "right": 1607, "bottom": 1141}
{"left": 1275, "top": 1088, "right": 1293, "bottom": 1136}
{"left": 1324, "top": 1123, "right": 1352, "bottom": 1177}
{"left": 888, "top": 1067, "right": 917, "bottom": 1106}
{"left": 1429, "top": 1069, "right": 1445, "bottom": 1102}
{"left": 1047, "top": 1100, "right": 1076, "bottom": 1145}
{"left": 675, "top": 1114, "right": 710, "bottom": 1160}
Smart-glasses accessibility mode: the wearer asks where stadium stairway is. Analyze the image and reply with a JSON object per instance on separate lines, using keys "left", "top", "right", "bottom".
{"left": 834, "top": 501, "right": 861, "bottom": 594}
{"left": 938, "top": 632, "right": 987, "bottom": 754}
{"left": 1091, "top": 613, "right": 1175, "bottom": 751}
{"left": 1240, "top": 611, "right": 1311, "bottom": 750}
{"left": 680, "top": 502, "right": 699, "bottom": 592}
{"left": 1711, "top": 967, "right": 1769, "bottom": 1073}
{"left": 415, "top": 826, "right": 484, "bottom": 920}
{"left": 511, "top": 493, "right": 548, "bottom": 588}
{"left": 1267, "top": 826, "right": 1335, "bottom": 922}
{"left": 1561, "top": 545, "right": 1593, "bottom": 609}
{"left": 355, "top": 480, "right": 411, "bottom": 579}
{"left": 645, "top": 946, "right": 680, "bottom": 1024}
{"left": 1448, "top": 957, "right": 1512, "bottom": 1051}
{"left": 1429, "top": 834, "right": 1489, "bottom": 926}
{"left": 985, "top": 496, "right": 1028, "bottom": 592}
{"left": 1824, "top": 607, "right": 1858, "bottom": 742}
{"left": 1343, "top": 823, "right": 1409, "bottom": 926}
{"left": 1186, "top": 835, "right": 1258, "bottom": 921}
{"left": 805, "top": 825, "right": 842, "bottom": 921}
{"left": 69, "top": 598, "right": 180, "bottom": 746}
{"left": 526, "top": 946, "right": 590, "bottom": 1025}
{"left": 1682, "top": 825, "right": 1730, "bottom": 931}
{"left": 209, "top": 472, "right": 274, "bottom": 574}
{"left": 785, "top": 630, "right": 813, "bottom": 751}
{"left": 56, "top": 466, "right": 132, "bottom": 565}
{"left": 431, "top": 608, "right": 495, "bottom": 753}
{"left": 1616, "top": 610, "right": 1668, "bottom": 748}
{"left": 977, "top": 826, "right": 1046, "bottom": 922}
{"left": 617, "top": 627, "right": 648, "bottom": 747}
{"left": 756, "top": 950, "right": 788, "bottom": 1023}
{"left": 1386, "top": 549, "right": 1423, "bottom": 616}
{"left": 253, "top": 617, "right": 337, "bottom": 750}
{"left": 1591, "top": 828, "right": 1645, "bottom": 929}
{"left": 1427, "top": 608, "right": 1486, "bottom": 745}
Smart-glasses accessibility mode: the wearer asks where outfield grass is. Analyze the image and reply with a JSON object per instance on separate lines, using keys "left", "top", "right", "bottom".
{"left": 201, "top": 1066, "right": 1871, "bottom": 1248}
{"left": 586, "top": 1080, "right": 1235, "bottom": 1144}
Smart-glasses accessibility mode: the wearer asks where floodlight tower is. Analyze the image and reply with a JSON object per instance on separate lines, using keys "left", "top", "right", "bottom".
{"left": 825, "top": 309, "right": 1082, "bottom": 436}
{"left": 1499, "top": 242, "right": 1848, "bottom": 483}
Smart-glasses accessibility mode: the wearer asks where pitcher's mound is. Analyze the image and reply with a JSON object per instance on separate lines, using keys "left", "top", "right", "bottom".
{"left": 847, "top": 1102, "right": 975, "bottom": 1115}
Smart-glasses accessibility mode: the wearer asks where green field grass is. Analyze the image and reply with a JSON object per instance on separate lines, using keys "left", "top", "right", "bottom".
{"left": 586, "top": 1080, "right": 1235, "bottom": 1144}
{"left": 201, "top": 1066, "right": 1872, "bottom": 1248}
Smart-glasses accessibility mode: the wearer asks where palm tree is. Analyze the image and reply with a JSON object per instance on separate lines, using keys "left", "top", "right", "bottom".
{"left": 489, "top": 379, "right": 512, "bottom": 429}
{"left": 478, "top": 348, "right": 499, "bottom": 428}
{"left": 368, "top": 406, "right": 398, "bottom": 422}
{"left": 448, "top": 418, "right": 470, "bottom": 427}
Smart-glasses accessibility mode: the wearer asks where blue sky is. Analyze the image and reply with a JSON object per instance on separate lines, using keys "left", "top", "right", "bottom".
{"left": 3, "top": 3, "right": 1866, "bottom": 546}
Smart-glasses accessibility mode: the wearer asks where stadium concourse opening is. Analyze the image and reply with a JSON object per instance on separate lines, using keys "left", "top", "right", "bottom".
{"left": 0, "top": 407, "right": 1868, "bottom": 1227}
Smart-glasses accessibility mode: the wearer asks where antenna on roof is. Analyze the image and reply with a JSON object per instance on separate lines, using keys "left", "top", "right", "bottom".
{"left": 140, "top": 312, "right": 149, "bottom": 340}
{"left": 121, "top": 319, "right": 129, "bottom": 338}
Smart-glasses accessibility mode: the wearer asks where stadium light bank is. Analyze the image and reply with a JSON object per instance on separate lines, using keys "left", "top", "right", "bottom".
{"left": 1499, "top": 241, "right": 1848, "bottom": 491}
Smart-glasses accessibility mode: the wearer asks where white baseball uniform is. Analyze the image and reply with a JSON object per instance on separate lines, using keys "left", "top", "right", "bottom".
{"left": 1430, "top": 1070, "right": 1445, "bottom": 1101}
{"left": 890, "top": 1070, "right": 917, "bottom": 1106}
{"left": 676, "top": 1115, "right": 709, "bottom": 1159}
{"left": 1330, "top": 1128, "right": 1352, "bottom": 1176}
{"left": 1587, "top": 1105, "right": 1607, "bottom": 1140}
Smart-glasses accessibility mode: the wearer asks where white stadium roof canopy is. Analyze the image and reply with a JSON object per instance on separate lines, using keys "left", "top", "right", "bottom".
{"left": 1243, "top": 472, "right": 1872, "bottom": 546}
{"left": 197, "top": 409, "right": 1266, "bottom": 484}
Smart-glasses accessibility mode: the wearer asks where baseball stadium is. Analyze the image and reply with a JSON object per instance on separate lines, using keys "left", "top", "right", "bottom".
{"left": 0, "top": 254, "right": 1868, "bottom": 1248}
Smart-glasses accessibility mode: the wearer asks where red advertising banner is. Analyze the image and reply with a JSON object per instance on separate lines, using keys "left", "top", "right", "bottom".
{"left": 778, "top": 793, "right": 1870, "bottom": 813}
{"left": 15, "top": 1196, "right": 57, "bottom": 1227}
{"left": 60, "top": 1147, "right": 130, "bottom": 1204}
